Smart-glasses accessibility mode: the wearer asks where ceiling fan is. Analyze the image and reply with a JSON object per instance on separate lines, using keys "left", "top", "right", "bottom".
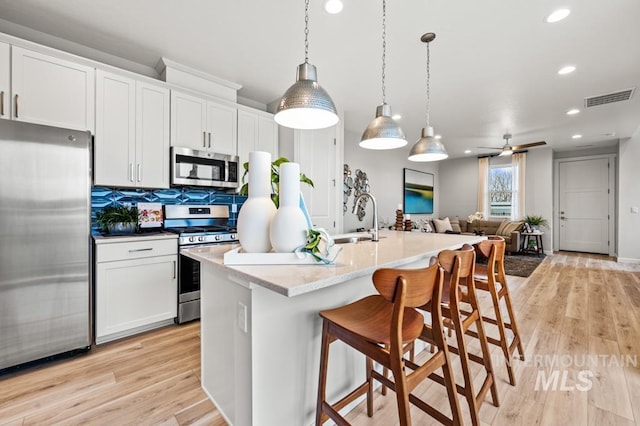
{"left": 479, "top": 133, "right": 547, "bottom": 156}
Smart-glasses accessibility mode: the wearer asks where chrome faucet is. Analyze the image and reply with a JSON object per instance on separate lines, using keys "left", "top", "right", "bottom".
{"left": 353, "top": 192, "right": 379, "bottom": 242}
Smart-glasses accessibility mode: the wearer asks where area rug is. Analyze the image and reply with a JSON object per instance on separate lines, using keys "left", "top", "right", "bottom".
{"left": 477, "top": 252, "right": 546, "bottom": 278}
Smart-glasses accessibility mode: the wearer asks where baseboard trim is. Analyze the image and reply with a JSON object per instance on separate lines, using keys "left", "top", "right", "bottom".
{"left": 616, "top": 257, "right": 640, "bottom": 264}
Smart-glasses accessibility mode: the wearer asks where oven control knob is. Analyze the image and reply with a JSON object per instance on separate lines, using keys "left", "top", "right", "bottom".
{"left": 215, "top": 235, "right": 221, "bottom": 241}
{"left": 198, "top": 236, "right": 206, "bottom": 242}
{"left": 188, "top": 236, "right": 196, "bottom": 243}
{"left": 231, "top": 234, "right": 237, "bottom": 240}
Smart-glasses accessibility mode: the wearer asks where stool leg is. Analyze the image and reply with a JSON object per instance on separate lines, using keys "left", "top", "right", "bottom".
{"left": 389, "top": 348, "right": 412, "bottom": 426}
{"left": 502, "top": 284, "right": 525, "bottom": 362}
{"left": 316, "top": 321, "right": 331, "bottom": 425}
{"left": 488, "top": 283, "right": 517, "bottom": 386}
{"left": 451, "top": 309, "right": 481, "bottom": 425}
{"left": 366, "top": 357, "right": 374, "bottom": 417}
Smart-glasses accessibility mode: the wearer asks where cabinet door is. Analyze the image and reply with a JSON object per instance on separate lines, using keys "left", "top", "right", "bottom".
{"left": 207, "top": 101, "right": 237, "bottom": 156}
{"left": 11, "top": 46, "right": 95, "bottom": 132}
{"left": 95, "top": 254, "right": 177, "bottom": 343}
{"left": 95, "top": 70, "right": 136, "bottom": 187}
{"left": 170, "top": 90, "right": 207, "bottom": 150}
{"left": 295, "top": 127, "right": 337, "bottom": 233}
{"left": 237, "top": 108, "right": 259, "bottom": 169}
{"left": 258, "top": 115, "right": 278, "bottom": 159}
{"left": 136, "top": 81, "right": 170, "bottom": 188}
{"left": 0, "top": 41, "right": 9, "bottom": 120}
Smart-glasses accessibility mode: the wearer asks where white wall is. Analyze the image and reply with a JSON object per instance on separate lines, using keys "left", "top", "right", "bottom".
{"left": 617, "top": 130, "right": 640, "bottom": 262}
{"left": 439, "top": 148, "right": 554, "bottom": 252}
{"left": 343, "top": 129, "right": 440, "bottom": 232}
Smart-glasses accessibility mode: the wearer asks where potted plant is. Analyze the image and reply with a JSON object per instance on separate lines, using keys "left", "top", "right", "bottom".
{"left": 239, "top": 156, "right": 314, "bottom": 208}
{"left": 96, "top": 205, "right": 139, "bottom": 234}
{"left": 523, "top": 214, "right": 548, "bottom": 231}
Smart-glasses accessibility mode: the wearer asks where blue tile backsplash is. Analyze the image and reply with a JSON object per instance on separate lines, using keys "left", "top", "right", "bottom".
{"left": 91, "top": 186, "right": 247, "bottom": 234}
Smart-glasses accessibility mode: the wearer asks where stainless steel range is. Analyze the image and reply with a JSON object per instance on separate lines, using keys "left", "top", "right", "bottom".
{"left": 164, "top": 204, "right": 238, "bottom": 324}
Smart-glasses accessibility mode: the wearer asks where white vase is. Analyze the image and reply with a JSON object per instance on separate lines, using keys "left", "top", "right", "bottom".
{"left": 237, "top": 151, "right": 277, "bottom": 253}
{"left": 270, "top": 162, "right": 309, "bottom": 252}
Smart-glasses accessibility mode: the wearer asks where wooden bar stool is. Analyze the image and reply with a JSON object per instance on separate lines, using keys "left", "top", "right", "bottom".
{"left": 418, "top": 245, "right": 500, "bottom": 425}
{"left": 471, "top": 236, "right": 525, "bottom": 386}
{"left": 315, "top": 262, "right": 462, "bottom": 426}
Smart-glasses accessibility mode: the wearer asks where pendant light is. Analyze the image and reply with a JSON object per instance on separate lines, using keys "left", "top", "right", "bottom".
{"left": 408, "top": 33, "right": 448, "bottom": 162}
{"left": 360, "top": 0, "right": 407, "bottom": 150}
{"left": 274, "top": 0, "right": 339, "bottom": 130}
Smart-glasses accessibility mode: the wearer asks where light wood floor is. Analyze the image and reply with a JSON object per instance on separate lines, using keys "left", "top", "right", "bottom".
{"left": 1, "top": 252, "right": 639, "bottom": 425}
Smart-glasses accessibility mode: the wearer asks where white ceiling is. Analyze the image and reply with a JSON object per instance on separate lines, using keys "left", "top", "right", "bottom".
{"left": 0, "top": 0, "right": 639, "bottom": 158}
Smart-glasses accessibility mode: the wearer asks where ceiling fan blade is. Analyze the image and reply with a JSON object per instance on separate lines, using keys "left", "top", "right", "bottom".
{"left": 511, "top": 141, "right": 547, "bottom": 150}
{"left": 477, "top": 146, "right": 503, "bottom": 150}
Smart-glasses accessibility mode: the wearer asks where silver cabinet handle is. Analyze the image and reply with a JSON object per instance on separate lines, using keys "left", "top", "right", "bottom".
{"left": 0, "top": 91, "right": 4, "bottom": 116}
{"left": 203, "top": 131, "right": 206, "bottom": 147}
{"left": 173, "top": 260, "right": 176, "bottom": 279}
{"left": 129, "top": 163, "right": 134, "bottom": 182}
{"left": 208, "top": 132, "right": 211, "bottom": 148}
{"left": 128, "top": 247, "right": 153, "bottom": 253}
{"left": 137, "top": 164, "right": 142, "bottom": 182}
{"left": 14, "top": 94, "right": 18, "bottom": 118}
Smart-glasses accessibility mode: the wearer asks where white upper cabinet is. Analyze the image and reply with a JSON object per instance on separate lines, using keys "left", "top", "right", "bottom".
{"left": 171, "top": 89, "right": 237, "bottom": 156}
{"left": 95, "top": 70, "right": 169, "bottom": 188}
{"left": 0, "top": 41, "right": 9, "bottom": 120}
{"left": 11, "top": 46, "right": 95, "bottom": 132}
{"left": 237, "top": 107, "right": 278, "bottom": 169}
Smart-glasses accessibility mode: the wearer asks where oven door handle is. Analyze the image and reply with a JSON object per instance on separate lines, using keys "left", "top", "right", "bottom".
{"left": 128, "top": 247, "right": 153, "bottom": 253}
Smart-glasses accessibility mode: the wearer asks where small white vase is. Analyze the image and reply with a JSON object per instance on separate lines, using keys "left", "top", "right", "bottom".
{"left": 270, "top": 162, "right": 309, "bottom": 253}
{"left": 237, "top": 151, "right": 277, "bottom": 253}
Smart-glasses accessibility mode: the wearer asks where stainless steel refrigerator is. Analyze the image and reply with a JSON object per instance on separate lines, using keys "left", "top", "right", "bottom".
{"left": 0, "top": 120, "right": 92, "bottom": 372}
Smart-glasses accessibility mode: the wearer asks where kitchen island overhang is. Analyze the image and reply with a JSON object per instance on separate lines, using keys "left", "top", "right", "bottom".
{"left": 182, "top": 231, "right": 485, "bottom": 426}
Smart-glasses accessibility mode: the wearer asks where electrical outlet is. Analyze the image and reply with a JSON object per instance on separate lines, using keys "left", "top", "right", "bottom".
{"left": 237, "top": 302, "right": 247, "bottom": 333}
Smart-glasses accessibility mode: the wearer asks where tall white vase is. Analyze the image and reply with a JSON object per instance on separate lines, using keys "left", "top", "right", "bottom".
{"left": 270, "top": 162, "right": 309, "bottom": 252}
{"left": 237, "top": 151, "right": 277, "bottom": 253}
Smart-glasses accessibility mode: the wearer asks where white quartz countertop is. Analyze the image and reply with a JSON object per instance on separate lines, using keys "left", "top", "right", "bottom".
{"left": 93, "top": 231, "right": 178, "bottom": 244}
{"left": 181, "top": 230, "right": 485, "bottom": 298}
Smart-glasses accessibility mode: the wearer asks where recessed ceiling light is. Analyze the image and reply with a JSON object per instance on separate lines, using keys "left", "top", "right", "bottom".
{"left": 572, "top": 134, "right": 582, "bottom": 139}
{"left": 558, "top": 65, "right": 576, "bottom": 75}
{"left": 324, "top": 0, "right": 343, "bottom": 14}
{"left": 464, "top": 150, "right": 471, "bottom": 154}
{"left": 546, "top": 9, "right": 571, "bottom": 23}
{"left": 434, "top": 134, "right": 442, "bottom": 140}
{"left": 392, "top": 114, "right": 402, "bottom": 120}
{"left": 566, "top": 108, "right": 580, "bottom": 115}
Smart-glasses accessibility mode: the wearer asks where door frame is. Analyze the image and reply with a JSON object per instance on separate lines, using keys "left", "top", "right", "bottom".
{"left": 553, "top": 153, "right": 616, "bottom": 256}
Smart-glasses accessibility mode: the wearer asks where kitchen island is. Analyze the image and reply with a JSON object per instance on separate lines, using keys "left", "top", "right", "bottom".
{"left": 182, "top": 230, "right": 485, "bottom": 426}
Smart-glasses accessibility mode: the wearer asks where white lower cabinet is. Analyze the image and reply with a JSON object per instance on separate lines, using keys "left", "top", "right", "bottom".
{"left": 95, "top": 237, "right": 177, "bottom": 344}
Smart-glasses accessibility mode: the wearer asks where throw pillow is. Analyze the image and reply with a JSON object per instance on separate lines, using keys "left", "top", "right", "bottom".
{"left": 433, "top": 217, "right": 453, "bottom": 233}
{"left": 497, "top": 220, "right": 524, "bottom": 237}
{"left": 495, "top": 220, "right": 510, "bottom": 236}
{"left": 448, "top": 216, "right": 462, "bottom": 233}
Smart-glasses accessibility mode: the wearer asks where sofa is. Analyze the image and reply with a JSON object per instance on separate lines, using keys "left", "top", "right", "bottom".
{"left": 427, "top": 216, "right": 523, "bottom": 254}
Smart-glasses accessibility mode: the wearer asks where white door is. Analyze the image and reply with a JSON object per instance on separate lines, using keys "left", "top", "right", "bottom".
{"left": 136, "top": 81, "right": 170, "bottom": 188}
{"left": 94, "top": 70, "right": 136, "bottom": 187}
{"left": 11, "top": 46, "right": 95, "bottom": 132}
{"left": 295, "top": 127, "right": 337, "bottom": 233}
{"left": 170, "top": 90, "right": 207, "bottom": 150}
{"left": 0, "top": 41, "right": 10, "bottom": 120}
{"left": 559, "top": 158, "right": 610, "bottom": 253}
{"left": 207, "top": 101, "right": 237, "bottom": 155}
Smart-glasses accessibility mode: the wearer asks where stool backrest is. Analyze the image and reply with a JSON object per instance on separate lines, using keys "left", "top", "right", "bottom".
{"left": 437, "top": 244, "right": 476, "bottom": 282}
{"left": 475, "top": 236, "right": 506, "bottom": 262}
{"left": 372, "top": 262, "right": 442, "bottom": 309}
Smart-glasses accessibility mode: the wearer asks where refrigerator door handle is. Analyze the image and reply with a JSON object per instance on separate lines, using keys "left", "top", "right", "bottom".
{"left": 173, "top": 260, "right": 177, "bottom": 279}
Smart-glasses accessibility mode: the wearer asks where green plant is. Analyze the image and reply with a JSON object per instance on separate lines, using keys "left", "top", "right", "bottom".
{"left": 524, "top": 214, "right": 548, "bottom": 228}
{"left": 96, "top": 205, "right": 139, "bottom": 230}
{"left": 239, "top": 157, "right": 314, "bottom": 208}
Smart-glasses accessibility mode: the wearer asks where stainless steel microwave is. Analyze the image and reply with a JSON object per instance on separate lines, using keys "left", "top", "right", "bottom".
{"left": 170, "top": 147, "right": 239, "bottom": 189}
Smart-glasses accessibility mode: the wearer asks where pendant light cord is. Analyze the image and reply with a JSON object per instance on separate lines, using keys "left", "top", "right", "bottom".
{"left": 381, "top": 0, "right": 387, "bottom": 104}
{"left": 425, "top": 40, "right": 431, "bottom": 127}
{"left": 304, "top": 0, "right": 310, "bottom": 63}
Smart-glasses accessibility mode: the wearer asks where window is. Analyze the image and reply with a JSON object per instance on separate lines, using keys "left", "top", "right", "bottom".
{"left": 489, "top": 165, "right": 513, "bottom": 217}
